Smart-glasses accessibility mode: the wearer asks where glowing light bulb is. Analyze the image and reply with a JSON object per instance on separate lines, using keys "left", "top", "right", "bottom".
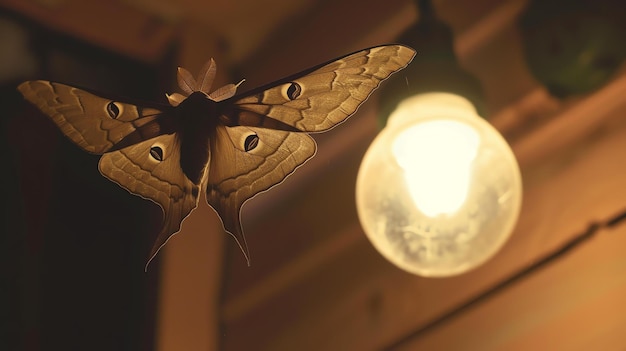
{"left": 393, "top": 120, "right": 479, "bottom": 217}
{"left": 356, "top": 93, "right": 522, "bottom": 277}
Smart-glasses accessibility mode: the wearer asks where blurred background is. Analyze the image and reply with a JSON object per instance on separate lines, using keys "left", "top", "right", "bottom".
{"left": 2, "top": 0, "right": 626, "bottom": 350}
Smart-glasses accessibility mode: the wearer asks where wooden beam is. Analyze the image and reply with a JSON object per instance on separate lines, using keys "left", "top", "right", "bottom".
{"left": 1, "top": 0, "right": 176, "bottom": 64}
{"left": 155, "top": 22, "right": 228, "bottom": 351}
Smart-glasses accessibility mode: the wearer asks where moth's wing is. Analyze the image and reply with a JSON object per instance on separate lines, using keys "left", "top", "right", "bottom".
{"left": 17, "top": 80, "right": 174, "bottom": 154}
{"left": 18, "top": 80, "right": 188, "bottom": 268}
{"left": 228, "top": 44, "right": 416, "bottom": 132}
{"left": 209, "top": 45, "right": 415, "bottom": 263}
{"left": 206, "top": 125, "right": 316, "bottom": 264}
{"left": 99, "top": 134, "right": 203, "bottom": 269}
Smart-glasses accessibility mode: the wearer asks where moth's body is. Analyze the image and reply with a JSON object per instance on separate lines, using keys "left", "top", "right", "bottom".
{"left": 176, "top": 92, "right": 219, "bottom": 185}
{"left": 18, "top": 45, "right": 416, "bottom": 268}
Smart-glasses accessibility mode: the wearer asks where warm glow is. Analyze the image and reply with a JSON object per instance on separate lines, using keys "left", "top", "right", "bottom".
{"left": 356, "top": 93, "right": 522, "bottom": 277}
{"left": 393, "top": 120, "right": 479, "bottom": 217}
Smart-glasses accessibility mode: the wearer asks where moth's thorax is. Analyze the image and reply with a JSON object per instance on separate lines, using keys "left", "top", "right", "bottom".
{"left": 177, "top": 91, "right": 222, "bottom": 124}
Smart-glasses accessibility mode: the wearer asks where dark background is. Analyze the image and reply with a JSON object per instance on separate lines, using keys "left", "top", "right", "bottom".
{"left": 1, "top": 9, "right": 174, "bottom": 350}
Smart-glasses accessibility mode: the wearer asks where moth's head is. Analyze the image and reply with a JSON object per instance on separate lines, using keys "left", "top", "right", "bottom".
{"left": 175, "top": 91, "right": 216, "bottom": 110}
{"left": 166, "top": 57, "right": 244, "bottom": 106}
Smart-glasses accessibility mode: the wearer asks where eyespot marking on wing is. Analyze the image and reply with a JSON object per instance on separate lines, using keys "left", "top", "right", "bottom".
{"left": 282, "top": 82, "right": 302, "bottom": 100}
{"left": 244, "top": 134, "right": 259, "bottom": 152}
{"left": 149, "top": 145, "right": 164, "bottom": 162}
{"left": 106, "top": 101, "right": 122, "bottom": 119}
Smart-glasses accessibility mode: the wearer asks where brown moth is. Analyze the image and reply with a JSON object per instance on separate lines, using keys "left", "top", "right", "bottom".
{"left": 18, "top": 45, "right": 416, "bottom": 269}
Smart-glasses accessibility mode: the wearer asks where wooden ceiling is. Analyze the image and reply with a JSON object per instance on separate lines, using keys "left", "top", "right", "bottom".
{"left": 4, "top": 0, "right": 626, "bottom": 350}
{"left": 124, "top": 0, "right": 319, "bottom": 63}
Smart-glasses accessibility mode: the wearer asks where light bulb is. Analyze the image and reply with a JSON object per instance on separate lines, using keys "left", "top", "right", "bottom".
{"left": 356, "top": 93, "right": 522, "bottom": 277}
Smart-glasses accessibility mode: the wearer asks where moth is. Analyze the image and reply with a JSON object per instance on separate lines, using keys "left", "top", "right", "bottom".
{"left": 18, "top": 44, "right": 416, "bottom": 268}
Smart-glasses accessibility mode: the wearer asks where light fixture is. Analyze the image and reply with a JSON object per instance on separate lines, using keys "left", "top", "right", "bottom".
{"left": 354, "top": 0, "right": 522, "bottom": 278}
{"left": 378, "top": 0, "right": 484, "bottom": 127}
{"left": 356, "top": 93, "right": 522, "bottom": 277}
